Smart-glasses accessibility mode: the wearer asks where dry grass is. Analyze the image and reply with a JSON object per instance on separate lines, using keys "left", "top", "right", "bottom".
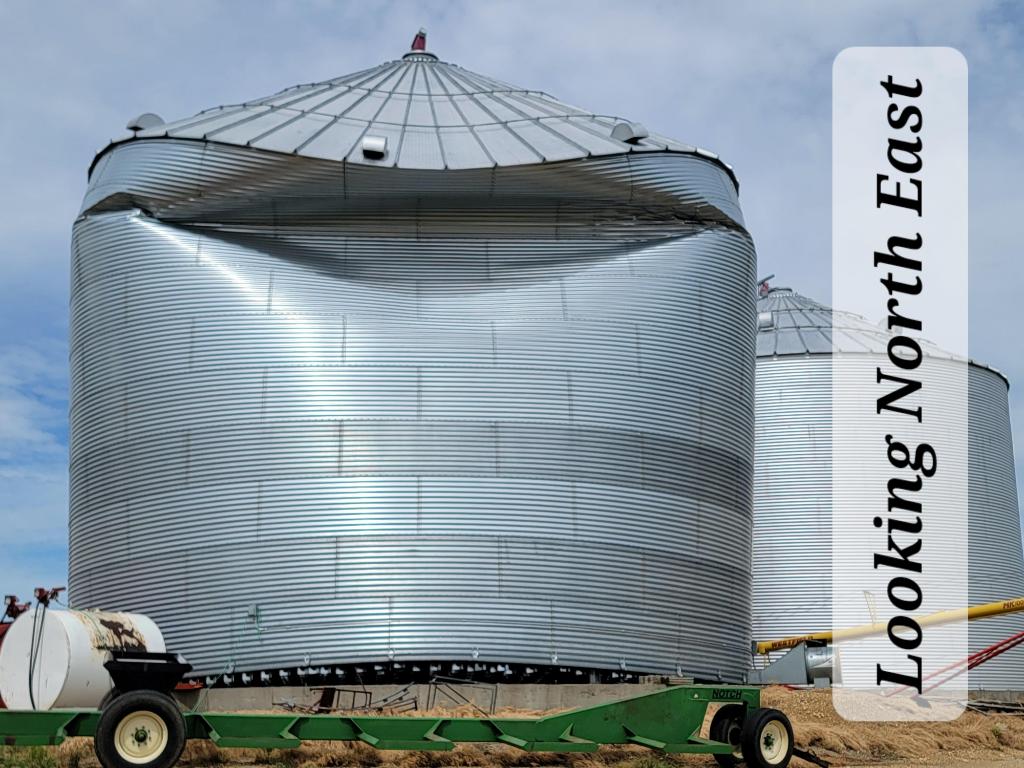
{"left": 760, "top": 686, "right": 1024, "bottom": 764}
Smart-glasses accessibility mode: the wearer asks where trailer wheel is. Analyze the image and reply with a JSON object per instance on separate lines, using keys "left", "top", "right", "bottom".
{"left": 99, "top": 688, "right": 122, "bottom": 710}
{"left": 741, "top": 707, "right": 793, "bottom": 768}
{"left": 709, "top": 703, "right": 745, "bottom": 766}
{"left": 94, "top": 690, "right": 186, "bottom": 768}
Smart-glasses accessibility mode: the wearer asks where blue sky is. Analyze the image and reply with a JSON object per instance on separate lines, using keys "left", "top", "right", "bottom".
{"left": 1, "top": 1, "right": 1022, "bottom": 603}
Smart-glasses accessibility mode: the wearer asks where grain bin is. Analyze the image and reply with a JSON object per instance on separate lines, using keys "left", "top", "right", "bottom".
{"left": 69, "top": 39, "right": 756, "bottom": 681}
{"left": 753, "top": 286, "right": 1024, "bottom": 689}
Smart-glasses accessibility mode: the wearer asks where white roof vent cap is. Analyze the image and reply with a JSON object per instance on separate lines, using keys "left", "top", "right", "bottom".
{"left": 126, "top": 113, "right": 164, "bottom": 132}
{"left": 611, "top": 121, "right": 649, "bottom": 144}
{"left": 362, "top": 135, "right": 388, "bottom": 159}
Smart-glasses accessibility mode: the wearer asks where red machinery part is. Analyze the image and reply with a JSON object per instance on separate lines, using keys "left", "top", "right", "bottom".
{"left": 0, "top": 595, "right": 31, "bottom": 709}
{"left": 0, "top": 620, "right": 9, "bottom": 708}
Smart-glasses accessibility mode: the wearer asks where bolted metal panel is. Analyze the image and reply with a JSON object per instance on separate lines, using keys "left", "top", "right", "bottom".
{"left": 753, "top": 288, "right": 1024, "bottom": 688}
{"left": 69, "top": 54, "right": 756, "bottom": 679}
{"left": 752, "top": 354, "right": 832, "bottom": 644}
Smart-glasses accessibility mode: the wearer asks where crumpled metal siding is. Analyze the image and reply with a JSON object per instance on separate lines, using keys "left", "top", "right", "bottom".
{"left": 83, "top": 139, "right": 743, "bottom": 227}
{"left": 69, "top": 139, "right": 756, "bottom": 679}
{"left": 753, "top": 290, "right": 1024, "bottom": 688}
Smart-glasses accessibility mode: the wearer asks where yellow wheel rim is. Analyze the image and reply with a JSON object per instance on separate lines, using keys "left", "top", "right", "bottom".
{"left": 114, "top": 710, "right": 169, "bottom": 765}
{"left": 759, "top": 719, "right": 790, "bottom": 765}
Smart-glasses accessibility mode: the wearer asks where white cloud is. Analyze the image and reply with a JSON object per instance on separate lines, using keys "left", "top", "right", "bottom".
{"left": 0, "top": 337, "right": 68, "bottom": 552}
{"left": 0, "top": 340, "right": 66, "bottom": 458}
{"left": 0, "top": 395, "right": 62, "bottom": 457}
{"left": 2, "top": 549, "right": 69, "bottom": 609}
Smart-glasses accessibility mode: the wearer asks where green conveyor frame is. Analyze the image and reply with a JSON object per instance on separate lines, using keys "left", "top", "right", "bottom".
{"left": 0, "top": 685, "right": 757, "bottom": 754}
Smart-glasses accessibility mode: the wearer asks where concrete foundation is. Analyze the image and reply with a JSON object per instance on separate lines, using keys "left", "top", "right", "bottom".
{"left": 175, "top": 683, "right": 669, "bottom": 713}
{"left": 174, "top": 682, "right": 1024, "bottom": 713}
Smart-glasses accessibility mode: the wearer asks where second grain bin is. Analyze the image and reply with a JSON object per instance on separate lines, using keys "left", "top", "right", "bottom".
{"left": 753, "top": 286, "right": 1024, "bottom": 689}
{"left": 69, "top": 38, "right": 757, "bottom": 680}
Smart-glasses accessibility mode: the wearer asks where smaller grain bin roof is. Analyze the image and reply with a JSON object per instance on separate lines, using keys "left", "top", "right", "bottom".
{"left": 756, "top": 287, "right": 1008, "bottom": 384}
{"left": 91, "top": 34, "right": 737, "bottom": 180}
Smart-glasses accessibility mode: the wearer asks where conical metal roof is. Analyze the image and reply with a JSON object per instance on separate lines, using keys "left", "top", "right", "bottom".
{"left": 756, "top": 286, "right": 1006, "bottom": 382}
{"left": 93, "top": 38, "right": 736, "bottom": 176}
{"left": 756, "top": 286, "right": 951, "bottom": 357}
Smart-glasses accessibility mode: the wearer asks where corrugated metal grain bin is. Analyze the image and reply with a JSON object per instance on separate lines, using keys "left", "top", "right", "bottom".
{"left": 68, "top": 42, "right": 758, "bottom": 680}
{"left": 753, "top": 287, "right": 1024, "bottom": 689}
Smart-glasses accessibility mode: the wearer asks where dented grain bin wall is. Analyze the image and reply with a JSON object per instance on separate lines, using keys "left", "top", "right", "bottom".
{"left": 69, "top": 46, "right": 757, "bottom": 680}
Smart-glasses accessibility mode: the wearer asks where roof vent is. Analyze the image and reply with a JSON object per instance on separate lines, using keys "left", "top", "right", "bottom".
{"left": 403, "top": 29, "right": 437, "bottom": 61}
{"left": 361, "top": 135, "right": 388, "bottom": 159}
{"left": 757, "top": 311, "right": 775, "bottom": 331}
{"left": 611, "top": 121, "right": 649, "bottom": 144}
{"left": 126, "top": 113, "right": 164, "bottom": 132}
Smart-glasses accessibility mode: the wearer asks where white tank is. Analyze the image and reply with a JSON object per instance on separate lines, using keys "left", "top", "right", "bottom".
{"left": 0, "top": 608, "right": 164, "bottom": 709}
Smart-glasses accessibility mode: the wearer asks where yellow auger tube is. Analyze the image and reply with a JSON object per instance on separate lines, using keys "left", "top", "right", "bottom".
{"left": 754, "top": 597, "right": 1024, "bottom": 654}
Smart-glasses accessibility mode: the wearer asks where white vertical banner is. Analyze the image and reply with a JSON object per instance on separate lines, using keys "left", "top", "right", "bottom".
{"left": 833, "top": 47, "right": 968, "bottom": 720}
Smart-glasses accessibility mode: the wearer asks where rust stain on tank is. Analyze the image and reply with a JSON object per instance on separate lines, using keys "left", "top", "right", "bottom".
{"left": 97, "top": 618, "right": 146, "bottom": 650}
{"left": 75, "top": 611, "right": 149, "bottom": 651}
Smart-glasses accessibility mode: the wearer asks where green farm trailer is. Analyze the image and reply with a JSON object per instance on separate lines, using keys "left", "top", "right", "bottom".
{"left": 0, "top": 671, "right": 796, "bottom": 768}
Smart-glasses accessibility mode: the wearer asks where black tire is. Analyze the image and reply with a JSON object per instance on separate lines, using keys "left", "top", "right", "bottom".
{"left": 710, "top": 703, "right": 746, "bottom": 767}
{"left": 741, "top": 707, "right": 793, "bottom": 768}
{"left": 94, "top": 689, "right": 186, "bottom": 768}
{"left": 98, "top": 688, "right": 121, "bottom": 710}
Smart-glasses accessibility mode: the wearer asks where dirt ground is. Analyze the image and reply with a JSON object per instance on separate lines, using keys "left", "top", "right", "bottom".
{"left": 6, "top": 687, "right": 1024, "bottom": 767}
{"left": 758, "top": 686, "right": 1024, "bottom": 765}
